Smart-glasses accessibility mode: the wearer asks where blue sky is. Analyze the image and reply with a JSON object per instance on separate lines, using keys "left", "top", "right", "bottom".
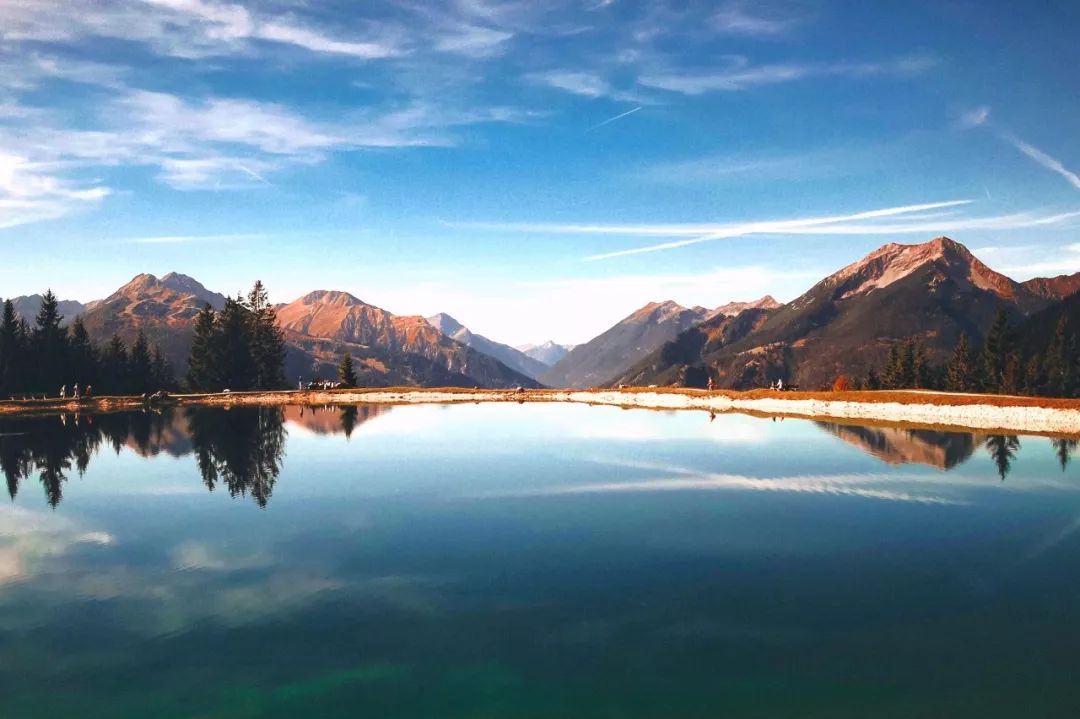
{"left": 1, "top": 0, "right": 1079, "bottom": 345}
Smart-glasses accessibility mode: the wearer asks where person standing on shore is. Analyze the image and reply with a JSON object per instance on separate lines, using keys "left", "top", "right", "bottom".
{"left": 74, "top": 384, "right": 80, "bottom": 399}
{"left": 60, "top": 385, "right": 66, "bottom": 399}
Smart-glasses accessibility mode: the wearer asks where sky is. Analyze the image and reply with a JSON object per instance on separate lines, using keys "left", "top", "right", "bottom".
{"left": 1, "top": 0, "right": 1079, "bottom": 346}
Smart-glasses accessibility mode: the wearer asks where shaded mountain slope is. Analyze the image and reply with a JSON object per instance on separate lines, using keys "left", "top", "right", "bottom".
{"left": 426, "top": 313, "right": 549, "bottom": 380}
{"left": 540, "top": 301, "right": 708, "bottom": 389}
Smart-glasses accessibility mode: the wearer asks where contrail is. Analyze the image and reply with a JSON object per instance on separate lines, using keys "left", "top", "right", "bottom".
{"left": 587, "top": 105, "right": 642, "bottom": 132}
{"left": 584, "top": 199, "right": 974, "bottom": 261}
{"left": 237, "top": 163, "right": 272, "bottom": 185}
{"left": 1003, "top": 134, "right": 1080, "bottom": 191}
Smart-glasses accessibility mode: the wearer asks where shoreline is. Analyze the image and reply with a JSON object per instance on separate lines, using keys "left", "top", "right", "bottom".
{"left": 3, "top": 387, "right": 1080, "bottom": 436}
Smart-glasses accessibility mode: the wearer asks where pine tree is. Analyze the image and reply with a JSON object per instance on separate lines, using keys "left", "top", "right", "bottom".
{"left": 32, "top": 289, "right": 69, "bottom": 392}
{"left": 129, "top": 331, "right": 153, "bottom": 393}
{"left": 912, "top": 341, "right": 932, "bottom": 389}
{"left": 981, "top": 308, "right": 1011, "bottom": 394}
{"left": 246, "top": 281, "right": 286, "bottom": 390}
{"left": 338, "top": 352, "right": 357, "bottom": 388}
{"left": 100, "top": 334, "right": 129, "bottom": 394}
{"left": 1023, "top": 353, "right": 1043, "bottom": 395}
{"left": 216, "top": 297, "right": 255, "bottom": 391}
{"left": 186, "top": 304, "right": 218, "bottom": 391}
{"left": 0, "top": 299, "right": 21, "bottom": 395}
{"left": 882, "top": 343, "right": 905, "bottom": 389}
{"left": 1001, "top": 350, "right": 1021, "bottom": 395}
{"left": 864, "top": 367, "right": 881, "bottom": 390}
{"left": 67, "top": 317, "right": 99, "bottom": 388}
{"left": 945, "top": 333, "right": 973, "bottom": 392}
{"left": 1043, "top": 314, "right": 1072, "bottom": 397}
{"left": 151, "top": 346, "right": 174, "bottom": 390}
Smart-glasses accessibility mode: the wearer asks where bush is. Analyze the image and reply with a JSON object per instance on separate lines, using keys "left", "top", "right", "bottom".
{"left": 832, "top": 375, "right": 850, "bottom": 392}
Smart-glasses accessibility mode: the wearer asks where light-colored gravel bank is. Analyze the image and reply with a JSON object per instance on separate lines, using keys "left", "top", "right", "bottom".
{"left": 6, "top": 388, "right": 1080, "bottom": 435}
{"left": 182, "top": 388, "right": 1080, "bottom": 436}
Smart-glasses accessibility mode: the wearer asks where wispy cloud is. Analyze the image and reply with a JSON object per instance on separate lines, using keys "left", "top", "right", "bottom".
{"left": 1005, "top": 134, "right": 1080, "bottom": 192}
{"left": 959, "top": 105, "right": 991, "bottom": 128}
{"left": 0, "top": 153, "right": 110, "bottom": 229}
{"left": 711, "top": 1, "right": 805, "bottom": 37}
{"left": 118, "top": 233, "right": 265, "bottom": 245}
{"left": 638, "top": 52, "right": 938, "bottom": 95}
{"left": 447, "top": 200, "right": 1080, "bottom": 262}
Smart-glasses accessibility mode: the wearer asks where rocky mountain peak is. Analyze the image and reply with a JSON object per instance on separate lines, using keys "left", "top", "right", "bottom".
{"left": 299, "top": 290, "right": 366, "bottom": 307}
{"left": 827, "top": 236, "right": 1016, "bottom": 301}
{"left": 426, "top": 313, "right": 466, "bottom": 336}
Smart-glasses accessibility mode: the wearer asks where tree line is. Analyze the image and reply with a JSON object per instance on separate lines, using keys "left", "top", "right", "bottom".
{"left": 186, "top": 281, "right": 287, "bottom": 392}
{"left": 0, "top": 291, "right": 174, "bottom": 397}
{"left": 857, "top": 308, "right": 1080, "bottom": 397}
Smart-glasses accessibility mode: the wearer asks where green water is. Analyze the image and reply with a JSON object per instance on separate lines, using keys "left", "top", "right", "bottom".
{"left": 2, "top": 403, "right": 1080, "bottom": 717}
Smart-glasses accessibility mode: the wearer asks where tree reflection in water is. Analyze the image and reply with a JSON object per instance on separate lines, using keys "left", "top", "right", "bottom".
{"left": 1, "top": 407, "right": 1077, "bottom": 506}
{"left": 0, "top": 411, "right": 178, "bottom": 506}
{"left": 186, "top": 406, "right": 286, "bottom": 508}
{"left": 1051, "top": 438, "right": 1078, "bottom": 471}
{"left": 0, "top": 407, "right": 286, "bottom": 508}
{"left": 985, "top": 434, "right": 1021, "bottom": 481}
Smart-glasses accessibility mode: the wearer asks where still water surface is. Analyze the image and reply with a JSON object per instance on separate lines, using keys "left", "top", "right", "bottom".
{"left": 2, "top": 403, "right": 1080, "bottom": 717}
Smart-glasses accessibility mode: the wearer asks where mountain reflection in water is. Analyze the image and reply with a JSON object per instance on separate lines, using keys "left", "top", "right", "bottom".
{"left": 0, "top": 406, "right": 1076, "bottom": 506}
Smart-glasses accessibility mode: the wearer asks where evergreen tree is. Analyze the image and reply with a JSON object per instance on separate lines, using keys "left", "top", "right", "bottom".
{"left": 1043, "top": 314, "right": 1072, "bottom": 397}
{"left": 912, "top": 341, "right": 932, "bottom": 389}
{"left": 1023, "top": 353, "right": 1044, "bottom": 396}
{"left": 186, "top": 304, "right": 218, "bottom": 391}
{"left": 100, "top": 335, "right": 128, "bottom": 394}
{"left": 215, "top": 297, "right": 255, "bottom": 391}
{"left": 882, "top": 342, "right": 905, "bottom": 389}
{"left": 128, "top": 331, "right": 153, "bottom": 393}
{"left": 0, "top": 299, "right": 21, "bottom": 395}
{"left": 945, "top": 333, "right": 973, "bottom": 393}
{"left": 246, "top": 281, "right": 286, "bottom": 390}
{"left": 864, "top": 367, "right": 881, "bottom": 390}
{"left": 981, "top": 308, "right": 1011, "bottom": 394}
{"left": 67, "top": 317, "right": 99, "bottom": 389}
{"left": 150, "top": 346, "right": 174, "bottom": 390}
{"left": 338, "top": 352, "right": 357, "bottom": 388}
{"left": 32, "top": 290, "right": 69, "bottom": 392}
{"left": 1001, "top": 350, "right": 1021, "bottom": 395}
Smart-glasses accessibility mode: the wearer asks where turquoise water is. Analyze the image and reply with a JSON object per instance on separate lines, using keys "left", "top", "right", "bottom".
{"left": 2, "top": 403, "right": 1080, "bottom": 717}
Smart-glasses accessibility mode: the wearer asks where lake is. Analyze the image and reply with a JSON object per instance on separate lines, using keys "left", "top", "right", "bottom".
{"left": 2, "top": 402, "right": 1080, "bottom": 718}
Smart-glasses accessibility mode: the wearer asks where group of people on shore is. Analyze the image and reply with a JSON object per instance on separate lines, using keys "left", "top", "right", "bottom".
{"left": 58, "top": 384, "right": 92, "bottom": 400}
{"left": 302, "top": 380, "right": 344, "bottom": 390}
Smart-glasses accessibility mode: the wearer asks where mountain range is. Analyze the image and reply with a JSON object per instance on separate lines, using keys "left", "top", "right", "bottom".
{"left": 539, "top": 296, "right": 780, "bottom": 389}
{"left": 425, "top": 313, "right": 549, "bottom": 380}
{"left": 516, "top": 341, "right": 575, "bottom": 367}
{"left": 5, "top": 236, "right": 1079, "bottom": 392}
{"left": 612, "top": 237, "right": 1080, "bottom": 389}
